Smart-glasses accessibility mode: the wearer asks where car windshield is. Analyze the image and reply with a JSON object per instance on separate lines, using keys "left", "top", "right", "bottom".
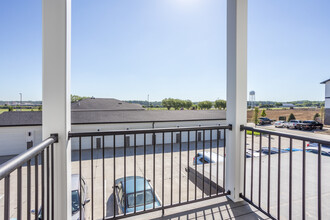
{"left": 127, "top": 190, "right": 154, "bottom": 208}
{"left": 72, "top": 190, "right": 80, "bottom": 214}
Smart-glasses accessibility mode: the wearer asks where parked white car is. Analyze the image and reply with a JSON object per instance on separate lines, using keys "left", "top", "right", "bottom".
{"left": 274, "top": 121, "right": 286, "bottom": 128}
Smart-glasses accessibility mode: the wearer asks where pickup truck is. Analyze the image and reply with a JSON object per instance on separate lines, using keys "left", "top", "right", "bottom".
{"left": 296, "top": 120, "right": 323, "bottom": 130}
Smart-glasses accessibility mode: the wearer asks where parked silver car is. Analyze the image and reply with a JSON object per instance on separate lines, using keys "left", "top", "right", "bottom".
{"left": 274, "top": 121, "right": 286, "bottom": 128}
{"left": 31, "top": 174, "right": 90, "bottom": 220}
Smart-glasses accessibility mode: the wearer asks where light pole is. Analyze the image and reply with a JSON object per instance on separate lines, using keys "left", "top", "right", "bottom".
{"left": 19, "top": 93, "right": 22, "bottom": 111}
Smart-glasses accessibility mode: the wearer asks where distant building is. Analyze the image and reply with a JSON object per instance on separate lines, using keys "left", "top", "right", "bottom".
{"left": 0, "top": 98, "right": 226, "bottom": 156}
{"left": 321, "top": 79, "right": 330, "bottom": 125}
{"left": 282, "top": 103, "right": 295, "bottom": 108}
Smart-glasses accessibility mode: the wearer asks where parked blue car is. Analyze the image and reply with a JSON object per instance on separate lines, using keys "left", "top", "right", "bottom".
{"left": 114, "top": 176, "right": 161, "bottom": 214}
{"left": 260, "top": 147, "right": 287, "bottom": 154}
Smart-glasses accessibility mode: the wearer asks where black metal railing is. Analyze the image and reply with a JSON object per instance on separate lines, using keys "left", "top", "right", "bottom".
{"left": 0, "top": 134, "right": 58, "bottom": 220}
{"left": 241, "top": 126, "right": 330, "bottom": 220}
{"left": 68, "top": 125, "right": 231, "bottom": 219}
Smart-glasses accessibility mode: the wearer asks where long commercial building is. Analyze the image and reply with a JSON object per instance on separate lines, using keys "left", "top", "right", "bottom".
{"left": 0, "top": 98, "right": 226, "bottom": 156}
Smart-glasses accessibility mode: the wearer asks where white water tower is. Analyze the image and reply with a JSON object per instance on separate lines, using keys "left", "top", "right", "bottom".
{"left": 249, "top": 91, "right": 255, "bottom": 108}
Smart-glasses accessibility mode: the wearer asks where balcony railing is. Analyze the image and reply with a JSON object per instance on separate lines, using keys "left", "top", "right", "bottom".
{"left": 0, "top": 134, "right": 58, "bottom": 220}
{"left": 241, "top": 126, "right": 330, "bottom": 220}
{"left": 1, "top": 125, "right": 329, "bottom": 220}
{"left": 68, "top": 125, "right": 231, "bottom": 219}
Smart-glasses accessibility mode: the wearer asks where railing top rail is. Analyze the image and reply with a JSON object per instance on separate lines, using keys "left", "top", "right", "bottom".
{"left": 68, "top": 124, "right": 232, "bottom": 138}
{"left": 0, "top": 135, "right": 57, "bottom": 180}
{"left": 243, "top": 126, "right": 330, "bottom": 146}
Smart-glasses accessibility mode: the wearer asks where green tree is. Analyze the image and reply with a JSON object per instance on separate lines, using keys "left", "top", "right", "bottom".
{"left": 198, "top": 101, "right": 213, "bottom": 110}
{"left": 287, "top": 113, "right": 296, "bottom": 122}
{"left": 71, "top": 95, "right": 90, "bottom": 103}
{"left": 162, "top": 98, "right": 173, "bottom": 110}
{"left": 314, "top": 113, "right": 320, "bottom": 121}
{"left": 184, "top": 100, "right": 193, "bottom": 109}
{"left": 214, "top": 100, "right": 226, "bottom": 110}
{"left": 8, "top": 106, "right": 13, "bottom": 112}
{"left": 261, "top": 109, "right": 267, "bottom": 117}
{"left": 275, "top": 102, "right": 282, "bottom": 107}
{"left": 253, "top": 107, "right": 259, "bottom": 125}
{"left": 38, "top": 105, "right": 42, "bottom": 111}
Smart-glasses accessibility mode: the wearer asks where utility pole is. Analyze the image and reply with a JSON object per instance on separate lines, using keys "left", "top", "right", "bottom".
{"left": 148, "top": 94, "right": 150, "bottom": 110}
{"left": 19, "top": 93, "right": 22, "bottom": 111}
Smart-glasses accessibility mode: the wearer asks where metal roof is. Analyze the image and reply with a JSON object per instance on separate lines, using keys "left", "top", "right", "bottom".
{"left": 0, "top": 110, "right": 226, "bottom": 127}
{"left": 71, "top": 98, "right": 144, "bottom": 111}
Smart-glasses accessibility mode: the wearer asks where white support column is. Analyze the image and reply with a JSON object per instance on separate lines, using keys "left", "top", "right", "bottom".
{"left": 226, "top": 0, "right": 248, "bottom": 202}
{"left": 42, "top": 0, "right": 71, "bottom": 219}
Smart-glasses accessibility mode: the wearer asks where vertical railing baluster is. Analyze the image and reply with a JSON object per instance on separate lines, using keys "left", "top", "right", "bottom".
{"left": 216, "top": 129, "right": 219, "bottom": 195}
{"left": 102, "top": 135, "right": 105, "bottom": 219}
{"left": 35, "top": 155, "right": 39, "bottom": 220}
{"left": 17, "top": 166, "right": 22, "bottom": 220}
{"left": 113, "top": 135, "right": 116, "bottom": 218}
{"left": 46, "top": 147, "right": 50, "bottom": 220}
{"left": 162, "top": 132, "right": 165, "bottom": 216}
{"left": 277, "top": 136, "right": 281, "bottom": 219}
{"left": 202, "top": 129, "right": 205, "bottom": 199}
{"left": 209, "top": 130, "right": 212, "bottom": 197}
{"left": 179, "top": 131, "right": 182, "bottom": 203}
{"left": 251, "top": 131, "right": 254, "bottom": 201}
{"left": 223, "top": 129, "right": 226, "bottom": 193}
{"left": 267, "top": 134, "right": 271, "bottom": 214}
{"left": 258, "top": 132, "right": 262, "bottom": 207}
{"left": 41, "top": 151, "right": 45, "bottom": 220}
{"left": 134, "top": 133, "right": 137, "bottom": 214}
{"left": 187, "top": 131, "right": 190, "bottom": 201}
{"left": 27, "top": 160, "right": 31, "bottom": 220}
{"left": 144, "top": 133, "right": 146, "bottom": 211}
{"left": 302, "top": 141, "right": 306, "bottom": 220}
{"left": 51, "top": 144, "right": 54, "bottom": 220}
{"left": 91, "top": 136, "right": 94, "bottom": 220}
{"left": 4, "top": 175, "right": 10, "bottom": 220}
{"left": 318, "top": 142, "right": 321, "bottom": 220}
{"left": 243, "top": 130, "right": 247, "bottom": 196}
{"left": 171, "top": 132, "right": 173, "bottom": 206}
{"left": 289, "top": 138, "right": 292, "bottom": 220}
{"left": 195, "top": 130, "right": 197, "bottom": 200}
{"left": 153, "top": 133, "right": 156, "bottom": 209}
{"left": 79, "top": 137, "right": 82, "bottom": 220}
{"left": 124, "top": 134, "right": 127, "bottom": 215}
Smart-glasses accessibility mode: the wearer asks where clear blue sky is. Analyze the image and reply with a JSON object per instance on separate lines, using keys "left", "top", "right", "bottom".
{"left": 0, "top": 0, "right": 329, "bottom": 102}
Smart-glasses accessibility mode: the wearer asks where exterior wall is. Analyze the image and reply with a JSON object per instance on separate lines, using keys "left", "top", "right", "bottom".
{"left": 325, "top": 82, "right": 330, "bottom": 109}
{"left": 0, "top": 120, "right": 226, "bottom": 156}
{"left": 0, "top": 126, "right": 42, "bottom": 156}
{"left": 325, "top": 108, "right": 330, "bottom": 125}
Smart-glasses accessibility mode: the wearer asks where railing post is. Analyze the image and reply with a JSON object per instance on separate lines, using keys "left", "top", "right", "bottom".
{"left": 226, "top": 0, "right": 248, "bottom": 202}
{"left": 42, "top": 0, "right": 71, "bottom": 219}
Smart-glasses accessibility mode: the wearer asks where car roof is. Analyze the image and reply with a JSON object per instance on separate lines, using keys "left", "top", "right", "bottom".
{"left": 307, "top": 146, "right": 330, "bottom": 153}
{"left": 197, "top": 151, "right": 224, "bottom": 162}
{"left": 115, "top": 176, "right": 151, "bottom": 194}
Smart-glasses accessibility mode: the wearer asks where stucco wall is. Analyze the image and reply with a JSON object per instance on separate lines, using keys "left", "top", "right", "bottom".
{"left": 0, "top": 120, "right": 226, "bottom": 156}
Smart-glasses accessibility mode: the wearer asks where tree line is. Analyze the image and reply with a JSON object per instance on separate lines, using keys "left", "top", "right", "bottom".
{"left": 161, "top": 98, "right": 226, "bottom": 110}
